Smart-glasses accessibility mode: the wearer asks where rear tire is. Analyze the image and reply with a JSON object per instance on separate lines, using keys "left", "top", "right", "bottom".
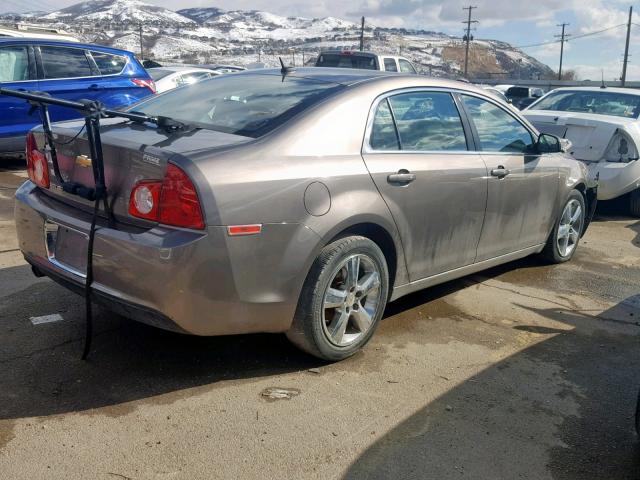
{"left": 541, "top": 189, "right": 586, "bottom": 264}
{"left": 286, "top": 236, "right": 389, "bottom": 361}
{"left": 630, "top": 189, "right": 640, "bottom": 217}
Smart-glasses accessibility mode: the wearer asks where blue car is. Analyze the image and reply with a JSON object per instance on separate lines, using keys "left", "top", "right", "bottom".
{"left": 0, "top": 38, "right": 155, "bottom": 155}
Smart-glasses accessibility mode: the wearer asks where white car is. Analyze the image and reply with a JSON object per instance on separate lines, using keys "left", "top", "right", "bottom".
{"left": 524, "top": 87, "right": 640, "bottom": 215}
{"left": 147, "top": 67, "right": 221, "bottom": 93}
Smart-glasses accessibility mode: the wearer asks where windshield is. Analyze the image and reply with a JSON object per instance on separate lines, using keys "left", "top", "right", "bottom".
{"left": 529, "top": 90, "right": 640, "bottom": 119}
{"left": 315, "top": 53, "right": 378, "bottom": 70}
{"left": 131, "top": 73, "right": 345, "bottom": 138}
{"left": 148, "top": 68, "right": 173, "bottom": 81}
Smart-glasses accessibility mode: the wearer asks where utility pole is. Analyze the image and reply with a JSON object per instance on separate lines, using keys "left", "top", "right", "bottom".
{"left": 555, "top": 23, "right": 570, "bottom": 80}
{"left": 138, "top": 24, "right": 144, "bottom": 60}
{"left": 359, "top": 16, "right": 365, "bottom": 51}
{"left": 462, "top": 6, "right": 478, "bottom": 78}
{"left": 622, "top": 6, "right": 633, "bottom": 86}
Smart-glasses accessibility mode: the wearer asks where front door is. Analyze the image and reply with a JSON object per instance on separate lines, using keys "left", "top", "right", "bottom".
{"left": 362, "top": 90, "right": 488, "bottom": 281}
{"left": 459, "top": 94, "right": 559, "bottom": 261}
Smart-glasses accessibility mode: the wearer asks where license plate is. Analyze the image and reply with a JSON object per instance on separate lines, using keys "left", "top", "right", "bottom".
{"left": 44, "top": 220, "right": 89, "bottom": 277}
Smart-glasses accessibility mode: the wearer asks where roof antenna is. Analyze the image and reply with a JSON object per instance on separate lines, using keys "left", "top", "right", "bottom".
{"left": 600, "top": 69, "right": 606, "bottom": 89}
{"left": 279, "top": 56, "right": 294, "bottom": 81}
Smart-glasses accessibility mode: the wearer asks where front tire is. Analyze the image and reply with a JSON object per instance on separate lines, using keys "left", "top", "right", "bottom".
{"left": 541, "top": 189, "right": 586, "bottom": 263}
{"left": 630, "top": 189, "right": 640, "bottom": 217}
{"left": 286, "top": 236, "right": 389, "bottom": 361}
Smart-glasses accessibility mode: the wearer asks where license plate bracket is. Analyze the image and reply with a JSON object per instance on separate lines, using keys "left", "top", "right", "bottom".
{"left": 44, "top": 220, "right": 89, "bottom": 278}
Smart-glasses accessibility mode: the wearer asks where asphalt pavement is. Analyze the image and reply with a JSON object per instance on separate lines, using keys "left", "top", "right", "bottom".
{"left": 0, "top": 158, "right": 639, "bottom": 479}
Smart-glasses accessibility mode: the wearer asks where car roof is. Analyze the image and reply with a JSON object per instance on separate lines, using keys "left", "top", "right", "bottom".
{"left": 0, "top": 37, "right": 135, "bottom": 55}
{"left": 234, "top": 67, "right": 483, "bottom": 93}
{"left": 150, "top": 66, "right": 216, "bottom": 73}
{"left": 547, "top": 86, "right": 640, "bottom": 95}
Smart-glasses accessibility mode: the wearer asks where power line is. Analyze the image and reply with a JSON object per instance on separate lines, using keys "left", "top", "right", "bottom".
{"left": 515, "top": 23, "right": 626, "bottom": 49}
{"left": 462, "top": 6, "right": 478, "bottom": 77}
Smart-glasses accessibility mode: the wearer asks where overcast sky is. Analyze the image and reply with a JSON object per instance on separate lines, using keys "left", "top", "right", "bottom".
{"left": 2, "top": 0, "right": 639, "bottom": 80}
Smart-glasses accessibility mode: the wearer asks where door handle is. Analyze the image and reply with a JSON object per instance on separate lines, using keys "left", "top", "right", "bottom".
{"left": 387, "top": 169, "right": 416, "bottom": 185}
{"left": 88, "top": 84, "right": 101, "bottom": 90}
{"left": 491, "top": 166, "right": 510, "bottom": 178}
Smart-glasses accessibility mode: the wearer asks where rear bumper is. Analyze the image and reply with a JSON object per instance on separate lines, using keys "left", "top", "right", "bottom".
{"left": 584, "top": 160, "right": 640, "bottom": 200}
{"left": 15, "top": 181, "right": 320, "bottom": 336}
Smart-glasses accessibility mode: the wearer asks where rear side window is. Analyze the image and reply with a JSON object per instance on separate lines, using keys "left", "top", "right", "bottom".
{"left": 379, "top": 92, "right": 467, "bottom": 151}
{"left": 0, "top": 46, "right": 29, "bottom": 81}
{"left": 383, "top": 58, "right": 397, "bottom": 72}
{"left": 90, "top": 51, "right": 126, "bottom": 75}
{"left": 399, "top": 59, "right": 416, "bottom": 73}
{"left": 461, "top": 95, "right": 534, "bottom": 153}
{"left": 40, "top": 46, "right": 93, "bottom": 79}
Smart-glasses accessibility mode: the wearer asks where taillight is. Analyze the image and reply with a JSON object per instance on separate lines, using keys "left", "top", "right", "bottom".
{"left": 128, "top": 163, "right": 204, "bottom": 230}
{"left": 25, "top": 132, "right": 50, "bottom": 189}
{"left": 132, "top": 77, "right": 156, "bottom": 94}
{"left": 604, "top": 131, "right": 638, "bottom": 162}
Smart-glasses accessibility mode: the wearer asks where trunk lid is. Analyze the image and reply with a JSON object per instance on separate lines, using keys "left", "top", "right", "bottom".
{"left": 38, "top": 118, "right": 250, "bottom": 223}
{"left": 523, "top": 110, "right": 637, "bottom": 161}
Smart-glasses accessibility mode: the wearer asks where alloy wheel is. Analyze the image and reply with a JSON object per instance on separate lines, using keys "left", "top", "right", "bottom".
{"left": 322, "top": 254, "right": 383, "bottom": 347}
{"left": 556, "top": 199, "right": 583, "bottom": 257}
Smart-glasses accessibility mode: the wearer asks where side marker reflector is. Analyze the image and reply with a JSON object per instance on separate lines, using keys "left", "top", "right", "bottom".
{"left": 227, "top": 224, "right": 262, "bottom": 236}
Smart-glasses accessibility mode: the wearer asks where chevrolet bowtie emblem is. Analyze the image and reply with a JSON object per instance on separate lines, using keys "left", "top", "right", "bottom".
{"left": 75, "top": 155, "right": 92, "bottom": 167}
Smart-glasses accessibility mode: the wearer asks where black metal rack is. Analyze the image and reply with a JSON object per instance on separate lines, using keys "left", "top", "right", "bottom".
{"left": 0, "top": 87, "right": 166, "bottom": 359}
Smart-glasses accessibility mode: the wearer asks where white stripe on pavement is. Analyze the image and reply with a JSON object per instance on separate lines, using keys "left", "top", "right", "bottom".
{"left": 30, "top": 314, "right": 64, "bottom": 325}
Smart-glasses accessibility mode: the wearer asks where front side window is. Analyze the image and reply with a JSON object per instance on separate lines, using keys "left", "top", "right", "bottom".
{"left": 40, "top": 46, "right": 93, "bottom": 79}
{"left": 0, "top": 46, "right": 29, "bottom": 81}
{"left": 383, "top": 58, "right": 397, "bottom": 72}
{"left": 529, "top": 90, "right": 640, "bottom": 119}
{"left": 386, "top": 92, "right": 468, "bottom": 151}
{"left": 90, "top": 51, "right": 126, "bottom": 75}
{"left": 461, "top": 95, "right": 534, "bottom": 153}
{"left": 133, "top": 73, "right": 344, "bottom": 138}
{"left": 399, "top": 59, "right": 416, "bottom": 73}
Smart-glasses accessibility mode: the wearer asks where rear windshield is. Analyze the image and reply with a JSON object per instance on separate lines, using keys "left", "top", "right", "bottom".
{"left": 148, "top": 68, "right": 173, "bottom": 80}
{"left": 131, "top": 73, "right": 345, "bottom": 138}
{"left": 529, "top": 90, "right": 640, "bottom": 119}
{"left": 316, "top": 53, "right": 378, "bottom": 70}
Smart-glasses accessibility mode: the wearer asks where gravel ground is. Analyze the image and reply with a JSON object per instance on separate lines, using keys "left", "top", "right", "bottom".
{"left": 1, "top": 158, "right": 639, "bottom": 479}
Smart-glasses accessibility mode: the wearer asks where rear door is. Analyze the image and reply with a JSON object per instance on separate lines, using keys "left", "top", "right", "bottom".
{"left": 0, "top": 44, "right": 39, "bottom": 144}
{"left": 35, "top": 44, "right": 99, "bottom": 122}
{"left": 459, "top": 94, "right": 559, "bottom": 260}
{"left": 362, "top": 89, "right": 488, "bottom": 281}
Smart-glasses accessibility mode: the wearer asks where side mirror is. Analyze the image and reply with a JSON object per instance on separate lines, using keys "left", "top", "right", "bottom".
{"left": 537, "top": 133, "right": 562, "bottom": 153}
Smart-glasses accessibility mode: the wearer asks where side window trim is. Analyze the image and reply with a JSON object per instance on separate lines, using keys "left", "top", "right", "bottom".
{"left": 385, "top": 97, "right": 402, "bottom": 149}
{"left": 365, "top": 88, "right": 474, "bottom": 154}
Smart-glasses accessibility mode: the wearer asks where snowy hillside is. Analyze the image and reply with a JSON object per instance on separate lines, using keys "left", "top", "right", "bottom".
{"left": 0, "top": 0, "right": 553, "bottom": 79}
{"left": 42, "top": 0, "right": 195, "bottom": 25}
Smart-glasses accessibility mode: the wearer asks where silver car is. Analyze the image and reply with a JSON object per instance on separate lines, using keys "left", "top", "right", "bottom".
{"left": 15, "top": 69, "right": 597, "bottom": 360}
